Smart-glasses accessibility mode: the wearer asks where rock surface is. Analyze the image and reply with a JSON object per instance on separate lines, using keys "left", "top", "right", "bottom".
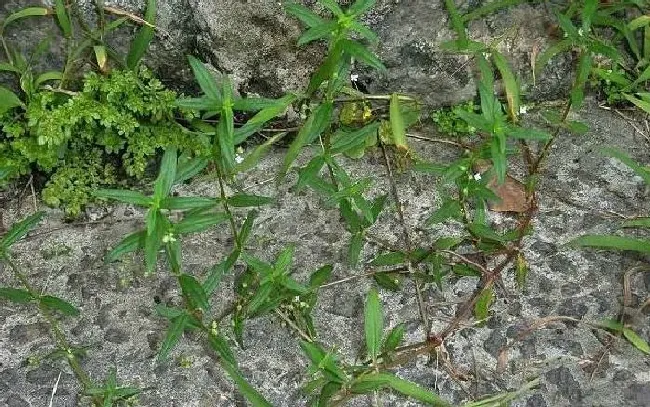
{"left": 1, "top": 99, "right": 650, "bottom": 406}
{"left": 2, "top": 0, "right": 570, "bottom": 106}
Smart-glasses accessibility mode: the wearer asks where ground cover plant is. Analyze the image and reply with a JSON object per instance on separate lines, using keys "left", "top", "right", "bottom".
{"left": 1, "top": 0, "right": 650, "bottom": 406}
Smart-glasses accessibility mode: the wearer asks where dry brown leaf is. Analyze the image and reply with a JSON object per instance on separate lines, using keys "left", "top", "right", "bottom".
{"left": 473, "top": 159, "right": 530, "bottom": 213}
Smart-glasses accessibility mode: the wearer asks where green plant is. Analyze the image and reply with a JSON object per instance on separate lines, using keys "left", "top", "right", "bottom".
{"left": 431, "top": 101, "right": 478, "bottom": 138}
{"left": 0, "top": 212, "right": 140, "bottom": 406}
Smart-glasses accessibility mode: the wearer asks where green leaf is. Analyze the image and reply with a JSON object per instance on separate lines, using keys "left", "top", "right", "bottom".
{"left": 389, "top": 93, "right": 408, "bottom": 150}
{"left": 179, "top": 273, "right": 209, "bottom": 311}
{"left": 601, "top": 147, "right": 650, "bottom": 185}
{"left": 165, "top": 239, "right": 182, "bottom": 275}
{"left": 566, "top": 120, "right": 589, "bottom": 134}
{"left": 0, "top": 86, "right": 24, "bottom": 114}
{"left": 373, "top": 272, "right": 401, "bottom": 291}
{"left": 426, "top": 199, "right": 462, "bottom": 225}
{"left": 356, "top": 373, "right": 451, "bottom": 406}
{"left": 382, "top": 323, "right": 405, "bottom": 353}
{"left": 318, "top": 0, "right": 344, "bottom": 17}
{"left": 299, "top": 21, "right": 338, "bottom": 46}
{"left": 348, "top": 0, "right": 376, "bottom": 17}
{"left": 93, "top": 189, "right": 152, "bottom": 206}
{"left": 350, "top": 21, "right": 378, "bottom": 42}
{"left": 535, "top": 39, "right": 573, "bottom": 79}
{"left": 505, "top": 126, "right": 551, "bottom": 140}
{"left": 153, "top": 147, "right": 178, "bottom": 202}
{"left": 623, "top": 328, "right": 650, "bottom": 355}
{"left": 234, "top": 94, "right": 297, "bottom": 144}
{"left": 278, "top": 101, "right": 333, "bottom": 181}
{"left": 491, "top": 51, "right": 519, "bottom": 122}
{"left": 161, "top": 196, "right": 217, "bottom": 211}
{"left": 468, "top": 223, "right": 506, "bottom": 243}
{"left": 173, "top": 97, "right": 219, "bottom": 111}
{"left": 571, "top": 52, "right": 592, "bottom": 109}
{"left": 581, "top": 0, "right": 598, "bottom": 32}
{"left": 220, "top": 361, "right": 274, "bottom": 407}
{"left": 284, "top": 3, "right": 325, "bottom": 28}
{"left": 104, "top": 231, "right": 145, "bottom": 263}
{"left": 227, "top": 194, "right": 275, "bottom": 207}
{"left": 156, "top": 304, "right": 185, "bottom": 319}
{"left": 364, "top": 288, "right": 383, "bottom": 362}
{"left": 597, "top": 318, "right": 624, "bottom": 332}
{"left": 342, "top": 39, "right": 386, "bottom": 71}
{"left": 0, "top": 287, "right": 33, "bottom": 303}
{"left": 0, "top": 62, "right": 21, "bottom": 73}
{"left": 1, "top": 7, "right": 50, "bottom": 34}
{"left": 158, "top": 314, "right": 188, "bottom": 360}
{"left": 452, "top": 264, "right": 482, "bottom": 277}
{"left": 443, "top": 0, "right": 467, "bottom": 42}
{"left": 629, "top": 15, "right": 650, "bottom": 31}
{"left": 462, "top": 0, "right": 522, "bottom": 22}
{"left": 624, "top": 93, "right": 650, "bottom": 116}
{"left": 474, "top": 286, "right": 493, "bottom": 321}
{"left": 188, "top": 56, "right": 222, "bottom": 102}
{"left": 568, "top": 234, "right": 650, "bottom": 254}
{"left": 623, "top": 218, "right": 650, "bottom": 228}
{"left": 207, "top": 332, "right": 237, "bottom": 366}
{"left": 348, "top": 233, "right": 364, "bottom": 266}
{"left": 175, "top": 157, "right": 208, "bottom": 184}
{"left": 34, "top": 71, "right": 63, "bottom": 87}
{"left": 40, "top": 295, "right": 80, "bottom": 316}
{"left": 330, "top": 122, "right": 380, "bottom": 155}
{"left": 235, "top": 133, "right": 285, "bottom": 173}
{"left": 174, "top": 212, "right": 229, "bottom": 235}
{"left": 232, "top": 97, "right": 279, "bottom": 112}
{"left": 1, "top": 211, "right": 45, "bottom": 250}
{"left": 307, "top": 41, "right": 344, "bottom": 94}
{"left": 309, "top": 265, "right": 333, "bottom": 289}
{"left": 237, "top": 210, "right": 257, "bottom": 247}
{"left": 370, "top": 251, "right": 406, "bottom": 266}
{"left": 54, "top": 0, "right": 71, "bottom": 37}
{"left": 247, "top": 283, "right": 274, "bottom": 316}
{"left": 350, "top": 374, "right": 392, "bottom": 393}
{"left": 144, "top": 210, "right": 165, "bottom": 274}
{"left": 126, "top": 0, "right": 156, "bottom": 69}
{"left": 218, "top": 78, "right": 236, "bottom": 173}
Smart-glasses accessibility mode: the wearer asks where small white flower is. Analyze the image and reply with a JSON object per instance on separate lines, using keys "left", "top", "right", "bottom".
{"left": 473, "top": 173, "right": 482, "bottom": 181}
{"left": 350, "top": 73, "right": 359, "bottom": 81}
{"left": 519, "top": 104, "right": 529, "bottom": 115}
{"left": 162, "top": 232, "right": 176, "bottom": 243}
{"left": 235, "top": 154, "right": 244, "bottom": 164}
{"left": 577, "top": 28, "right": 584, "bottom": 37}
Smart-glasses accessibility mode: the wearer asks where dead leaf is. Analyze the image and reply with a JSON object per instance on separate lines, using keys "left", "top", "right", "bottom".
{"left": 473, "top": 159, "right": 530, "bottom": 213}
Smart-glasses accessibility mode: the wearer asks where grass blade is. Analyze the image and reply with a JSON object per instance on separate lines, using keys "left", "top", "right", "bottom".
{"left": 153, "top": 147, "right": 178, "bottom": 202}
{"left": 491, "top": 51, "right": 519, "bottom": 123}
{"left": 188, "top": 56, "right": 222, "bottom": 102}
{"left": 126, "top": 0, "right": 156, "bottom": 69}
{"left": 173, "top": 213, "right": 229, "bottom": 235}
{"left": 0, "top": 287, "right": 33, "bottom": 303}
{"left": 623, "top": 328, "right": 650, "bottom": 355}
{"left": 284, "top": 2, "right": 325, "bottom": 28}
{"left": 342, "top": 39, "right": 385, "bottom": 71}
{"left": 443, "top": 0, "right": 467, "bottom": 42}
{"left": 364, "top": 288, "right": 383, "bottom": 363}
{"left": 220, "top": 361, "right": 273, "bottom": 407}
{"left": 158, "top": 314, "right": 188, "bottom": 360}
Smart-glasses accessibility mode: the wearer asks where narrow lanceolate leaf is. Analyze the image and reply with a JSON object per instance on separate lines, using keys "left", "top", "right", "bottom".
{"left": 179, "top": 273, "right": 210, "bottom": 311}
{"left": 330, "top": 122, "right": 380, "bottom": 155}
{"left": 175, "top": 157, "right": 208, "bottom": 184}
{"left": 1, "top": 7, "right": 50, "bottom": 34}
{"left": 0, "top": 86, "right": 24, "bottom": 114}
{"left": 382, "top": 323, "right": 405, "bottom": 353}
{"left": 1, "top": 211, "right": 45, "bottom": 250}
{"left": 370, "top": 251, "right": 406, "bottom": 266}
{"left": 581, "top": 0, "right": 598, "bottom": 32}
{"left": 166, "top": 239, "right": 182, "bottom": 275}
{"left": 188, "top": 56, "right": 222, "bottom": 102}
{"left": 278, "top": 101, "right": 333, "bottom": 181}
{"left": 173, "top": 97, "right": 219, "bottom": 111}
{"left": 234, "top": 94, "right": 297, "bottom": 144}
{"left": 153, "top": 147, "right": 178, "bottom": 202}
{"left": 219, "top": 361, "right": 274, "bottom": 407}
{"left": 207, "top": 332, "right": 237, "bottom": 366}
{"left": 474, "top": 286, "right": 493, "bottom": 321}
{"left": 364, "top": 288, "right": 383, "bottom": 362}
{"left": 342, "top": 39, "right": 386, "bottom": 71}
{"left": 93, "top": 189, "right": 152, "bottom": 206}
{"left": 535, "top": 39, "right": 572, "bottom": 79}
{"left": 227, "top": 194, "right": 274, "bottom": 207}
{"left": 0, "top": 63, "right": 21, "bottom": 73}
{"left": 40, "top": 295, "right": 80, "bottom": 316}
{"left": 0, "top": 287, "right": 33, "bottom": 303}
{"left": 350, "top": 21, "right": 378, "bottom": 42}
{"left": 623, "top": 328, "right": 650, "bottom": 355}
{"left": 235, "top": 133, "right": 285, "bottom": 173}
{"left": 601, "top": 147, "right": 650, "bottom": 185}
{"left": 426, "top": 199, "right": 462, "bottom": 225}
{"left": 383, "top": 374, "right": 451, "bottom": 406}
{"left": 389, "top": 93, "right": 408, "bottom": 151}
{"left": 570, "top": 52, "right": 592, "bottom": 109}
{"left": 126, "top": 0, "right": 156, "bottom": 69}
{"left": 624, "top": 93, "right": 650, "bottom": 116}
{"left": 568, "top": 235, "right": 650, "bottom": 254}
{"left": 348, "top": 233, "right": 364, "bottom": 266}
{"left": 35, "top": 71, "right": 63, "bottom": 87}
{"left": 158, "top": 314, "right": 189, "bottom": 360}
{"left": 318, "top": 0, "right": 344, "bottom": 17}
{"left": 161, "top": 196, "right": 216, "bottom": 211}
{"left": 174, "top": 212, "right": 230, "bottom": 235}
{"left": 284, "top": 3, "right": 325, "bottom": 28}
{"left": 348, "top": 0, "right": 376, "bottom": 17}
{"left": 54, "top": 0, "right": 71, "bottom": 38}
{"left": 105, "top": 230, "right": 145, "bottom": 263}
{"left": 492, "top": 51, "right": 519, "bottom": 123}
{"left": 623, "top": 218, "right": 650, "bottom": 228}
{"left": 443, "top": 0, "right": 467, "bottom": 42}
{"left": 298, "top": 21, "right": 338, "bottom": 46}
{"left": 309, "top": 265, "right": 333, "bottom": 289}
{"left": 218, "top": 78, "right": 236, "bottom": 174}
{"left": 144, "top": 210, "right": 166, "bottom": 274}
